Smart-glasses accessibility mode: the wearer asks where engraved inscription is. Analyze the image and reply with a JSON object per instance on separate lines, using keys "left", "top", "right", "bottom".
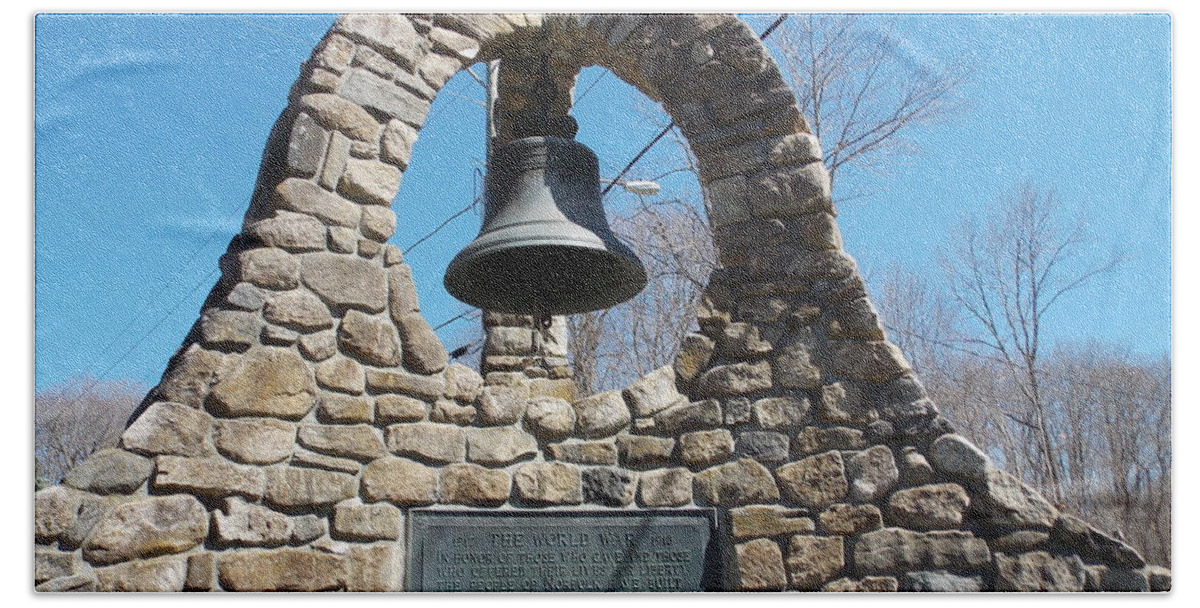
{"left": 410, "top": 510, "right": 713, "bottom": 592}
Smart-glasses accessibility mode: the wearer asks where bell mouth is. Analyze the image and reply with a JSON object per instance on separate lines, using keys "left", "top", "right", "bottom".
{"left": 445, "top": 244, "right": 648, "bottom": 316}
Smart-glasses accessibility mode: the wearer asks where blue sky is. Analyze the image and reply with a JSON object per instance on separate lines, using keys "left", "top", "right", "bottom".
{"left": 33, "top": 13, "right": 1171, "bottom": 393}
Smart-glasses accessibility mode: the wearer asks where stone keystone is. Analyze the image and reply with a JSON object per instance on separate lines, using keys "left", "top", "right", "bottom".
{"left": 208, "top": 347, "right": 316, "bottom": 420}
{"left": 82, "top": 494, "right": 208, "bottom": 566}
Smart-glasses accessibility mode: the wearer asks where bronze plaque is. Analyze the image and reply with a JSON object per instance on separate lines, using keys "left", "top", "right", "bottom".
{"left": 408, "top": 509, "right": 715, "bottom": 592}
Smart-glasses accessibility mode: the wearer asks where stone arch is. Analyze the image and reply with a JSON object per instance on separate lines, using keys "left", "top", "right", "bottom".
{"left": 33, "top": 14, "right": 1165, "bottom": 593}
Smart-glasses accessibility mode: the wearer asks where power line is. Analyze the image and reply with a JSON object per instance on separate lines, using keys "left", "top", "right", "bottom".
{"left": 600, "top": 14, "right": 790, "bottom": 198}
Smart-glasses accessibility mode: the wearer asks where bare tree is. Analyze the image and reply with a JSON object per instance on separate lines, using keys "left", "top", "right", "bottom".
{"left": 772, "top": 14, "right": 971, "bottom": 194}
{"left": 941, "top": 183, "right": 1120, "bottom": 503}
{"left": 569, "top": 195, "right": 715, "bottom": 394}
{"left": 35, "top": 376, "right": 145, "bottom": 487}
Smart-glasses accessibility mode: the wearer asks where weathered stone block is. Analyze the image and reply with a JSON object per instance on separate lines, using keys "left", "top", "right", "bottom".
{"left": 822, "top": 576, "right": 899, "bottom": 592}
{"left": 381, "top": 118, "right": 418, "bottom": 169}
{"left": 248, "top": 212, "right": 326, "bottom": 252}
{"left": 35, "top": 549, "right": 76, "bottom": 583}
{"left": 818, "top": 503, "right": 883, "bottom": 536}
{"left": 623, "top": 365, "right": 683, "bottom": 417}
{"left": 888, "top": 483, "right": 970, "bottom": 530}
{"left": 846, "top": 445, "right": 898, "bottom": 503}
{"left": 298, "top": 424, "right": 386, "bottom": 462}
{"left": 264, "top": 290, "right": 333, "bottom": 331}
{"left": 674, "top": 333, "right": 715, "bottom": 383}
{"left": 359, "top": 205, "right": 397, "bottom": 242}
{"left": 367, "top": 369, "right": 445, "bottom": 400}
{"left": 637, "top": 467, "right": 693, "bottom": 507}
{"left": 514, "top": 462, "right": 584, "bottom": 505}
{"left": 730, "top": 505, "right": 815, "bottom": 540}
{"left": 443, "top": 362, "right": 483, "bottom": 402}
{"left": 153, "top": 455, "right": 266, "bottom": 500}
{"left": 208, "top": 347, "right": 316, "bottom": 420}
{"left": 901, "top": 570, "right": 984, "bottom": 592}
{"left": 153, "top": 345, "right": 232, "bottom": 408}
{"left": 313, "top": 356, "right": 365, "bottom": 394}
{"left": 476, "top": 385, "right": 527, "bottom": 425}
{"left": 440, "top": 463, "right": 510, "bottom": 507}
{"left": 751, "top": 395, "right": 809, "bottom": 430}
{"left": 386, "top": 422, "right": 466, "bottom": 464}
{"left": 484, "top": 325, "right": 532, "bottom": 355}
{"left": 362, "top": 457, "right": 438, "bottom": 506}
{"left": 735, "top": 538, "right": 787, "bottom": 591}
{"left": 82, "top": 494, "right": 208, "bottom": 566}
{"left": 989, "top": 531, "right": 1050, "bottom": 554}
{"left": 678, "top": 429, "right": 734, "bottom": 468}
{"left": 212, "top": 418, "right": 296, "bottom": 465}
{"left": 653, "top": 398, "right": 721, "bottom": 435}
{"left": 272, "top": 177, "right": 362, "bottom": 228}
{"left": 795, "top": 426, "right": 865, "bottom": 455}
{"left": 218, "top": 548, "right": 344, "bottom": 591}
{"left": 466, "top": 426, "right": 538, "bottom": 466}
{"left": 852, "top": 528, "right": 991, "bottom": 575}
{"left": 776, "top": 451, "right": 848, "bottom": 509}
{"left": 199, "top": 308, "right": 259, "bottom": 348}
{"left": 124, "top": 402, "right": 216, "bottom": 455}
{"left": 773, "top": 333, "right": 823, "bottom": 390}
{"left": 693, "top": 361, "right": 772, "bottom": 398}
{"left": 430, "top": 399, "right": 477, "bottom": 425}
{"left": 337, "top": 310, "right": 400, "bottom": 367}
{"left": 298, "top": 92, "right": 380, "bottom": 141}
{"left": 786, "top": 535, "right": 844, "bottom": 590}
{"left": 94, "top": 555, "right": 188, "bottom": 592}
{"left": 333, "top": 500, "right": 402, "bottom": 541}
{"left": 975, "top": 469, "right": 1059, "bottom": 530}
{"left": 994, "top": 551, "right": 1086, "bottom": 592}
{"left": 263, "top": 466, "right": 357, "bottom": 510}
{"left": 375, "top": 394, "right": 427, "bottom": 423}
{"left": 396, "top": 313, "right": 447, "bottom": 374}
{"left": 1050, "top": 513, "right": 1145, "bottom": 569}
{"left": 928, "top": 433, "right": 992, "bottom": 482}
{"left": 694, "top": 458, "right": 780, "bottom": 506}
{"left": 341, "top": 68, "right": 431, "bottom": 128}
{"left": 317, "top": 392, "right": 373, "bottom": 423}
{"left": 829, "top": 340, "right": 911, "bottom": 383}
{"left": 817, "top": 381, "right": 876, "bottom": 425}
{"left": 299, "top": 330, "right": 338, "bottom": 361}
{"left": 339, "top": 157, "right": 402, "bottom": 205}
{"left": 572, "top": 391, "right": 631, "bottom": 438}
{"left": 719, "top": 322, "right": 773, "bottom": 359}
{"left": 303, "top": 254, "right": 387, "bottom": 314}
{"left": 735, "top": 431, "right": 790, "bottom": 464}
{"left": 63, "top": 448, "right": 152, "bottom": 494}
{"left": 212, "top": 497, "right": 293, "bottom": 547}
{"left": 617, "top": 435, "right": 676, "bottom": 469}
{"left": 580, "top": 467, "right": 636, "bottom": 507}
{"left": 547, "top": 441, "right": 617, "bottom": 465}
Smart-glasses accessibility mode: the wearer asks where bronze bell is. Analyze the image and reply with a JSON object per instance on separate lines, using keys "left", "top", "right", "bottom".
{"left": 444, "top": 136, "right": 647, "bottom": 316}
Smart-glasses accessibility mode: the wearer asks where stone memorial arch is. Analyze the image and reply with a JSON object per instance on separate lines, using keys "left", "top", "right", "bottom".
{"left": 34, "top": 14, "right": 1167, "bottom": 592}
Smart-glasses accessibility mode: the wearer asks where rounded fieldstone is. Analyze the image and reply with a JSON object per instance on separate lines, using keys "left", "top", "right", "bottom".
{"left": 82, "top": 494, "right": 208, "bottom": 566}
{"left": 212, "top": 418, "right": 296, "bottom": 465}
{"left": 776, "top": 451, "right": 848, "bottom": 509}
{"left": 121, "top": 402, "right": 214, "bottom": 458}
{"left": 572, "top": 391, "right": 631, "bottom": 438}
{"left": 208, "top": 347, "right": 317, "bottom": 420}
{"left": 693, "top": 458, "right": 780, "bottom": 506}
{"left": 440, "top": 464, "right": 510, "bottom": 507}
{"left": 523, "top": 396, "right": 575, "bottom": 440}
{"left": 887, "top": 483, "right": 970, "bottom": 530}
{"left": 63, "top": 448, "right": 152, "bottom": 494}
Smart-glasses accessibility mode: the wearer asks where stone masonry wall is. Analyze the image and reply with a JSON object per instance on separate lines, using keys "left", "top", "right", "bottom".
{"left": 34, "top": 14, "right": 1169, "bottom": 592}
